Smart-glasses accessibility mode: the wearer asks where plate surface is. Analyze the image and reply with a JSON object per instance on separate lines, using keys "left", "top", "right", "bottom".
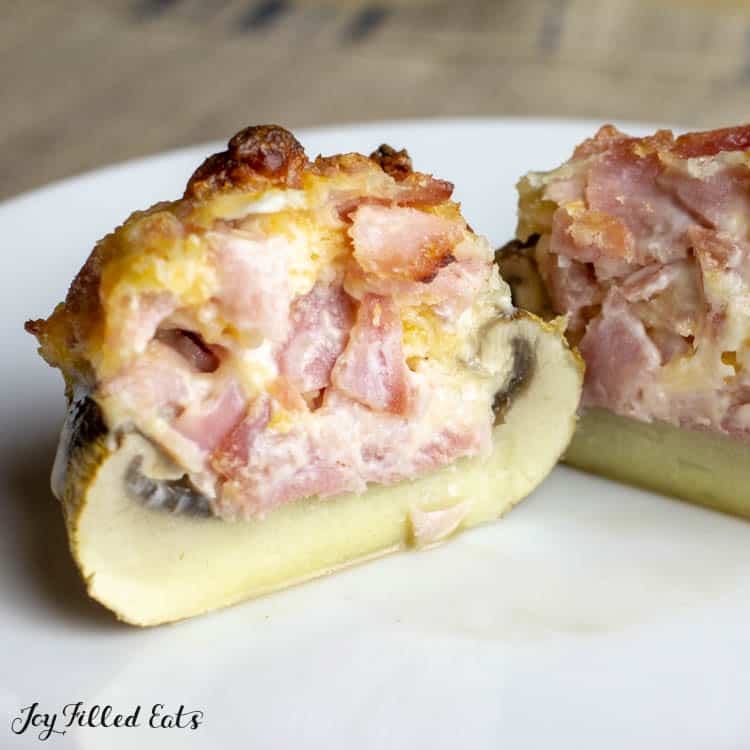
{"left": 2, "top": 119, "right": 750, "bottom": 750}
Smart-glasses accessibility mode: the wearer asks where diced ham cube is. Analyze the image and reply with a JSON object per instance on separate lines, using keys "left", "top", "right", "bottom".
{"left": 331, "top": 294, "right": 413, "bottom": 415}
{"left": 277, "top": 283, "right": 355, "bottom": 393}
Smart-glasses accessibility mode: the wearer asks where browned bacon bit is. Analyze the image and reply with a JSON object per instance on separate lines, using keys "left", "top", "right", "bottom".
{"left": 369, "top": 144, "right": 413, "bottom": 181}
{"left": 24, "top": 319, "right": 44, "bottom": 337}
{"left": 185, "top": 125, "right": 308, "bottom": 199}
{"left": 571, "top": 123, "right": 750, "bottom": 164}
{"left": 310, "top": 152, "right": 375, "bottom": 179}
{"left": 672, "top": 124, "right": 750, "bottom": 158}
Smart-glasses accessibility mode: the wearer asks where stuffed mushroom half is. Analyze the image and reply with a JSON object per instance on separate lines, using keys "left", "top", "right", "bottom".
{"left": 498, "top": 123, "right": 750, "bottom": 520}
{"left": 27, "top": 125, "right": 582, "bottom": 626}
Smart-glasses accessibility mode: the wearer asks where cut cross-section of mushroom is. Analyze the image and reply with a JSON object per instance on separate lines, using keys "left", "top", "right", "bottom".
{"left": 56, "top": 311, "right": 581, "bottom": 626}
{"left": 27, "top": 124, "right": 583, "bottom": 626}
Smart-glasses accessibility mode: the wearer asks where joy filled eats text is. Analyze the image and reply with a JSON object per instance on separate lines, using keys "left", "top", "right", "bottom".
{"left": 10, "top": 701, "right": 204, "bottom": 741}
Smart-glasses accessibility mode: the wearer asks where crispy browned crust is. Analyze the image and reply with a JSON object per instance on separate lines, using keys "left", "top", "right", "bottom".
{"left": 25, "top": 204, "right": 183, "bottom": 383}
{"left": 570, "top": 122, "right": 750, "bottom": 163}
{"left": 310, "top": 143, "right": 453, "bottom": 207}
{"left": 310, "top": 151, "right": 377, "bottom": 178}
{"left": 369, "top": 145, "right": 454, "bottom": 206}
{"left": 369, "top": 144, "right": 413, "bottom": 181}
{"left": 185, "top": 125, "right": 308, "bottom": 198}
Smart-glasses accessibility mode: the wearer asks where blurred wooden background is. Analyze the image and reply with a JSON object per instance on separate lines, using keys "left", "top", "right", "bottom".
{"left": 4, "top": 0, "right": 750, "bottom": 200}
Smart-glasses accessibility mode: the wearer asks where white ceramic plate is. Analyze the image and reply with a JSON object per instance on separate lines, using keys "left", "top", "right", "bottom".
{"left": 3, "top": 119, "right": 750, "bottom": 750}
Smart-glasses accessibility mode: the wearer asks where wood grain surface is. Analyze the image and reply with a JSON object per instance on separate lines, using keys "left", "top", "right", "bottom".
{"left": 4, "top": 0, "right": 750, "bottom": 200}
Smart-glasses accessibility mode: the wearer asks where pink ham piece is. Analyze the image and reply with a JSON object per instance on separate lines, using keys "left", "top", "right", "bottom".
{"left": 427, "top": 260, "right": 492, "bottom": 318}
{"left": 106, "top": 292, "right": 176, "bottom": 365}
{"left": 211, "top": 231, "right": 291, "bottom": 342}
{"left": 688, "top": 226, "right": 743, "bottom": 271}
{"left": 277, "top": 283, "right": 355, "bottom": 393}
{"left": 343, "top": 257, "right": 489, "bottom": 318}
{"left": 100, "top": 340, "right": 193, "bottom": 415}
{"left": 584, "top": 145, "right": 694, "bottom": 265}
{"left": 542, "top": 254, "right": 602, "bottom": 340}
{"left": 213, "top": 396, "right": 272, "bottom": 476}
{"left": 658, "top": 162, "right": 750, "bottom": 235}
{"left": 331, "top": 294, "right": 413, "bottom": 415}
{"left": 578, "top": 291, "right": 661, "bottom": 415}
{"left": 174, "top": 381, "right": 247, "bottom": 452}
{"left": 551, "top": 207, "right": 635, "bottom": 265}
{"left": 413, "top": 428, "right": 488, "bottom": 473}
{"left": 349, "top": 204, "right": 461, "bottom": 282}
{"left": 212, "top": 401, "right": 365, "bottom": 517}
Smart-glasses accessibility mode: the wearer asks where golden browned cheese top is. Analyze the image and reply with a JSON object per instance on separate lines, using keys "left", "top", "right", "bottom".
{"left": 25, "top": 124, "right": 458, "bottom": 390}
